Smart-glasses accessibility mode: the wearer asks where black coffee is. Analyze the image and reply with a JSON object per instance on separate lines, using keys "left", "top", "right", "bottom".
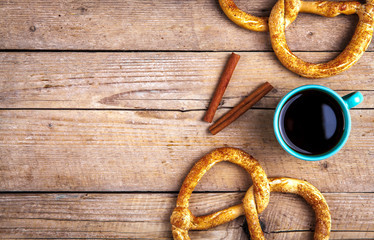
{"left": 279, "top": 90, "right": 345, "bottom": 155}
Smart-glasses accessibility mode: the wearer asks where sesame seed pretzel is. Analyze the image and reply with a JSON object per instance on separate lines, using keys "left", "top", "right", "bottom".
{"left": 219, "top": 0, "right": 374, "bottom": 78}
{"left": 170, "top": 148, "right": 331, "bottom": 239}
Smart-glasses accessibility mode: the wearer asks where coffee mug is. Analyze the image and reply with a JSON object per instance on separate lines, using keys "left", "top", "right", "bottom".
{"left": 273, "top": 85, "right": 363, "bottom": 161}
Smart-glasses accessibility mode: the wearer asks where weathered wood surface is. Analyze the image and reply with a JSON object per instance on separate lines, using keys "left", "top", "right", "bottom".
{"left": 0, "top": 52, "right": 373, "bottom": 109}
{"left": 1, "top": 0, "right": 374, "bottom": 239}
{"left": 0, "top": 0, "right": 368, "bottom": 51}
{"left": 0, "top": 109, "right": 372, "bottom": 192}
{"left": 1, "top": 193, "right": 373, "bottom": 239}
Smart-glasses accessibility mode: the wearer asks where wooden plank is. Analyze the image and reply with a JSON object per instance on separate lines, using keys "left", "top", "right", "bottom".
{"left": 0, "top": 193, "right": 373, "bottom": 239}
{"left": 1, "top": 52, "right": 373, "bottom": 109}
{"left": 0, "top": 0, "right": 369, "bottom": 51}
{"left": 265, "top": 232, "right": 374, "bottom": 240}
{"left": 0, "top": 109, "right": 372, "bottom": 192}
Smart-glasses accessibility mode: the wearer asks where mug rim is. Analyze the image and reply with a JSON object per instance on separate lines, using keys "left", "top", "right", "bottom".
{"left": 273, "top": 84, "right": 351, "bottom": 161}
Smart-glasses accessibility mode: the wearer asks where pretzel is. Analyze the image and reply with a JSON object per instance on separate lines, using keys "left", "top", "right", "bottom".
{"left": 219, "top": 0, "right": 374, "bottom": 78}
{"left": 170, "top": 148, "right": 331, "bottom": 239}
{"left": 244, "top": 177, "right": 331, "bottom": 239}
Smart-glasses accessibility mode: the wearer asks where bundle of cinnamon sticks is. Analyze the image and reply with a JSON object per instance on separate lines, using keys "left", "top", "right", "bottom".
{"left": 204, "top": 53, "right": 273, "bottom": 135}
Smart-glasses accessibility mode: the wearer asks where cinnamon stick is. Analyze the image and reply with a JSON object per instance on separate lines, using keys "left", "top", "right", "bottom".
{"left": 203, "top": 53, "right": 240, "bottom": 123}
{"left": 209, "top": 82, "right": 273, "bottom": 135}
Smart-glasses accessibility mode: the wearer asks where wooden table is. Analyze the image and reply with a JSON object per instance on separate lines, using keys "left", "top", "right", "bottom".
{"left": 1, "top": 0, "right": 373, "bottom": 239}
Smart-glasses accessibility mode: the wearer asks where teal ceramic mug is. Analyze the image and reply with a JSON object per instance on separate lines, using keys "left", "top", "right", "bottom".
{"left": 273, "top": 85, "right": 363, "bottom": 161}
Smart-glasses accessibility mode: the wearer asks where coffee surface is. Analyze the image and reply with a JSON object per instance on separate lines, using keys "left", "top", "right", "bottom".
{"left": 279, "top": 90, "right": 345, "bottom": 155}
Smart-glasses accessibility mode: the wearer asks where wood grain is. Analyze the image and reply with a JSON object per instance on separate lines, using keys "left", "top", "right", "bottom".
{"left": 0, "top": 109, "right": 372, "bottom": 192}
{"left": 1, "top": 52, "right": 373, "bottom": 109}
{"left": 0, "top": 193, "right": 372, "bottom": 239}
{"left": 0, "top": 0, "right": 368, "bottom": 51}
{"left": 1, "top": 0, "right": 374, "bottom": 238}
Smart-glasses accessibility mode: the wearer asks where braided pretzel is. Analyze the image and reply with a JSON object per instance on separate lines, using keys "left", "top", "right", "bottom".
{"left": 219, "top": 0, "right": 374, "bottom": 78}
{"left": 170, "top": 148, "right": 331, "bottom": 239}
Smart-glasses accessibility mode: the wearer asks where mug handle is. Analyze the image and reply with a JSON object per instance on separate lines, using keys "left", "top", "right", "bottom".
{"left": 342, "top": 92, "right": 363, "bottom": 109}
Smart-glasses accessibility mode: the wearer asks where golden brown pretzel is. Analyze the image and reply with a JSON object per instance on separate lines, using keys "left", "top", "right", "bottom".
{"left": 170, "top": 147, "right": 331, "bottom": 239}
{"left": 218, "top": 0, "right": 269, "bottom": 31}
{"left": 243, "top": 177, "right": 331, "bottom": 239}
{"left": 219, "top": 0, "right": 374, "bottom": 78}
{"left": 269, "top": 0, "right": 374, "bottom": 78}
{"left": 218, "top": 0, "right": 296, "bottom": 31}
{"left": 170, "top": 148, "right": 270, "bottom": 239}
